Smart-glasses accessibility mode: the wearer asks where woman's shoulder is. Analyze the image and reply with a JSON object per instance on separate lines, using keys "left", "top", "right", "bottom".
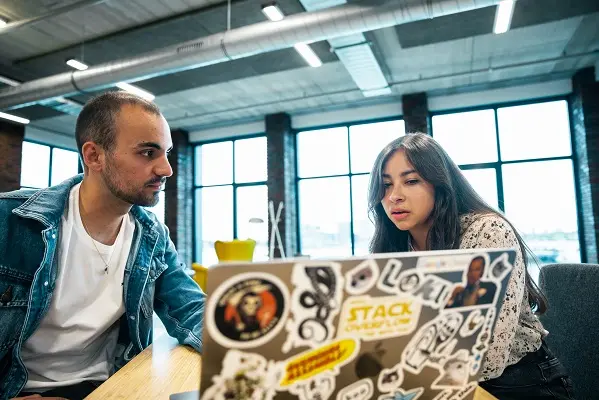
{"left": 459, "top": 212, "right": 518, "bottom": 249}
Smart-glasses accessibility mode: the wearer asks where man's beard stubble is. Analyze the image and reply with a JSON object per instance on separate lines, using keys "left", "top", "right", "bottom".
{"left": 102, "top": 161, "right": 161, "bottom": 207}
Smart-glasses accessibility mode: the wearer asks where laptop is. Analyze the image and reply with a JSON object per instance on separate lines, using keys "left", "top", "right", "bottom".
{"left": 173, "top": 248, "right": 515, "bottom": 400}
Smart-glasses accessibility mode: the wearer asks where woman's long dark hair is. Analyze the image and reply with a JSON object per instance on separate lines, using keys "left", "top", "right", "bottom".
{"left": 367, "top": 133, "right": 547, "bottom": 314}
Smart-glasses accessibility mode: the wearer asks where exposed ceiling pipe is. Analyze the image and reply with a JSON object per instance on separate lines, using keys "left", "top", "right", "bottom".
{"left": 0, "top": 0, "right": 110, "bottom": 36}
{"left": 0, "top": 0, "right": 502, "bottom": 111}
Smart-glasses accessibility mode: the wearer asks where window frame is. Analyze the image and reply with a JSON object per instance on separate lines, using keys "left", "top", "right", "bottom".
{"left": 21, "top": 140, "right": 82, "bottom": 189}
{"left": 192, "top": 133, "right": 267, "bottom": 263}
{"left": 294, "top": 115, "right": 404, "bottom": 256}
{"left": 430, "top": 95, "right": 585, "bottom": 263}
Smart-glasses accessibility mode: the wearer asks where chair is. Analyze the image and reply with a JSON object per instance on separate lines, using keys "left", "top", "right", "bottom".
{"left": 538, "top": 263, "right": 599, "bottom": 400}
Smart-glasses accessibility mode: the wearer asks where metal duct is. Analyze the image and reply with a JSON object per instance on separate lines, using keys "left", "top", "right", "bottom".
{"left": 0, "top": 0, "right": 502, "bottom": 110}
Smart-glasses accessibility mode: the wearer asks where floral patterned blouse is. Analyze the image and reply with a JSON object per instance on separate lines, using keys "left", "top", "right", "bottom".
{"left": 459, "top": 213, "right": 547, "bottom": 381}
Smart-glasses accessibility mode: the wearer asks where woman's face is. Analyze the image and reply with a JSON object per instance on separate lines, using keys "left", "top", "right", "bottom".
{"left": 381, "top": 150, "right": 435, "bottom": 235}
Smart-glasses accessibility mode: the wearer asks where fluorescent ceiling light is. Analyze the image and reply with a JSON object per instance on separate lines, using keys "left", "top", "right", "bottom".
{"left": 294, "top": 43, "right": 322, "bottom": 68}
{"left": 0, "top": 111, "right": 29, "bottom": 124}
{"left": 0, "top": 75, "right": 20, "bottom": 86}
{"left": 66, "top": 59, "right": 89, "bottom": 71}
{"left": 494, "top": 0, "right": 515, "bottom": 34}
{"left": 115, "top": 82, "right": 155, "bottom": 101}
{"left": 261, "top": 4, "right": 284, "bottom": 21}
{"left": 0, "top": 18, "right": 7, "bottom": 28}
{"left": 363, "top": 87, "right": 392, "bottom": 97}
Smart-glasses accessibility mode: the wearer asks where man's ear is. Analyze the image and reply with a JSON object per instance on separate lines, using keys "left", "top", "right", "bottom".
{"left": 81, "top": 142, "right": 105, "bottom": 173}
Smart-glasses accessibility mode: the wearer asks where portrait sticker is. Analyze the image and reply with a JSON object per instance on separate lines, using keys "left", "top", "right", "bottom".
{"left": 206, "top": 272, "right": 289, "bottom": 349}
{"left": 336, "top": 378, "right": 374, "bottom": 400}
{"left": 337, "top": 295, "right": 421, "bottom": 341}
{"left": 445, "top": 255, "right": 498, "bottom": 311}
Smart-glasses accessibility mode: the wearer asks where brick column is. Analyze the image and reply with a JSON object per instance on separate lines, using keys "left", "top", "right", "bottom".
{"left": 266, "top": 113, "right": 298, "bottom": 258}
{"left": 0, "top": 120, "right": 25, "bottom": 193}
{"left": 402, "top": 92, "right": 430, "bottom": 135}
{"left": 165, "top": 128, "right": 193, "bottom": 267}
{"left": 571, "top": 67, "right": 599, "bottom": 263}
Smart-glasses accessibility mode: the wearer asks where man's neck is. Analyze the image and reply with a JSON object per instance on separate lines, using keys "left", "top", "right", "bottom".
{"left": 79, "top": 176, "right": 132, "bottom": 246}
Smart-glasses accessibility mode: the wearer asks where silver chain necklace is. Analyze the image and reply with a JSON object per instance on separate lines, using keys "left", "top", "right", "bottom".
{"left": 80, "top": 201, "right": 121, "bottom": 275}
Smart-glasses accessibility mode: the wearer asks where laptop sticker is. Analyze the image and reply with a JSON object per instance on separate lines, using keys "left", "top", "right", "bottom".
{"left": 450, "top": 382, "right": 478, "bottom": 400}
{"left": 206, "top": 272, "right": 289, "bottom": 349}
{"left": 459, "top": 309, "right": 485, "bottom": 338}
{"left": 377, "top": 387, "right": 424, "bottom": 400}
{"left": 337, "top": 295, "right": 421, "bottom": 341}
{"left": 380, "top": 268, "right": 453, "bottom": 310}
{"left": 432, "top": 390, "right": 453, "bottom": 400}
{"left": 288, "top": 372, "right": 336, "bottom": 400}
{"left": 470, "top": 308, "right": 496, "bottom": 375}
{"left": 283, "top": 262, "right": 344, "bottom": 352}
{"left": 336, "top": 378, "right": 374, "bottom": 400}
{"left": 279, "top": 338, "right": 359, "bottom": 388}
{"left": 345, "top": 259, "right": 380, "bottom": 296}
{"left": 431, "top": 349, "right": 471, "bottom": 390}
{"left": 445, "top": 255, "right": 499, "bottom": 311}
{"left": 376, "top": 364, "right": 403, "bottom": 393}
{"left": 402, "top": 312, "right": 464, "bottom": 375}
{"left": 489, "top": 252, "right": 514, "bottom": 282}
{"left": 201, "top": 350, "right": 277, "bottom": 400}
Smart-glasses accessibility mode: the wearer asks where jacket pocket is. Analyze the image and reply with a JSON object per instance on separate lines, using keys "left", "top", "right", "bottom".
{"left": 0, "top": 278, "right": 29, "bottom": 352}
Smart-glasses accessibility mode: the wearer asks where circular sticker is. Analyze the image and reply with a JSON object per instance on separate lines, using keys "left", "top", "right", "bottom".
{"left": 207, "top": 272, "right": 289, "bottom": 349}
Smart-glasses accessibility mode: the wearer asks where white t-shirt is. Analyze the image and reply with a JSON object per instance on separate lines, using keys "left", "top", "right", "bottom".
{"left": 21, "top": 183, "right": 135, "bottom": 392}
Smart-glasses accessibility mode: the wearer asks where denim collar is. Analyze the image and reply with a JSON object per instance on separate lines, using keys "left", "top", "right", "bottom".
{"left": 12, "top": 174, "right": 157, "bottom": 230}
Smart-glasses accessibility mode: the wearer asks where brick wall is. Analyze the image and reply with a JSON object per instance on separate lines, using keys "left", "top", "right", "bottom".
{"left": 266, "top": 113, "right": 298, "bottom": 258}
{"left": 0, "top": 120, "right": 25, "bottom": 193}
{"left": 402, "top": 92, "right": 430, "bottom": 134}
{"left": 165, "top": 128, "right": 193, "bottom": 266}
{"left": 571, "top": 67, "right": 599, "bottom": 263}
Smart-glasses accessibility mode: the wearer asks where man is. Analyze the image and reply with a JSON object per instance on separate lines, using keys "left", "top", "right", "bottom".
{"left": 0, "top": 91, "right": 205, "bottom": 399}
{"left": 446, "top": 255, "right": 497, "bottom": 308}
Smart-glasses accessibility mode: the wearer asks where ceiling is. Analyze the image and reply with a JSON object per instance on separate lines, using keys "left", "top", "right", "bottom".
{"left": 0, "top": 0, "right": 598, "bottom": 138}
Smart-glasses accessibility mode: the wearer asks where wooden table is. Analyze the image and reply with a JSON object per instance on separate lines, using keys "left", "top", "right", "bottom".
{"left": 85, "top": 335, "right": 498, "bottom": 400}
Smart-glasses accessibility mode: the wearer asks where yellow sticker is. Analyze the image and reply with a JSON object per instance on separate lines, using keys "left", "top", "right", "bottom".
{"left": 280, "top": 338, "right": 358, "bottom": 386}
{"left": 338, "top": 296, "right": 421, "bottom": 340}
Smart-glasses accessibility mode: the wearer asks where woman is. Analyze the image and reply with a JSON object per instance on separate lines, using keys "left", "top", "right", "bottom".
{"left": 367, "top": 133, "right": 574, "bottom": 399}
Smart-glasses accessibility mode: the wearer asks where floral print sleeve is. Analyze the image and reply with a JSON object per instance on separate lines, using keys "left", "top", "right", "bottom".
{"left": 459, "top": 213, "right": 545, "bottom": 381}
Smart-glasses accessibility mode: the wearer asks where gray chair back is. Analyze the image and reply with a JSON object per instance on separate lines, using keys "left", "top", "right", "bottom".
{"left": 539, "top": 263, "right": 599, "bottom": 400}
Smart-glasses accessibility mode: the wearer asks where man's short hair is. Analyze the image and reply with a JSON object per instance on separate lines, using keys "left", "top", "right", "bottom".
{"left": 75, "top": 91, "right": 162, "bottom": 157}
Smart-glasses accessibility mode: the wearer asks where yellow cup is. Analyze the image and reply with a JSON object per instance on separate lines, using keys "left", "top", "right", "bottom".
{"left": 214, "top": 239, "right": 256, "bottom": 262}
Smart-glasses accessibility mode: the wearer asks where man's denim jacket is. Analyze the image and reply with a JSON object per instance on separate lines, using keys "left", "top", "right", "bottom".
{"left": 0, "top": 175, "right": 205, "bottom": 399}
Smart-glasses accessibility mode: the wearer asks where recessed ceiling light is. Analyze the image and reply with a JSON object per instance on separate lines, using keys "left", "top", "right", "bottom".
{"left": 0, "top": 18, "right": 7, "bottom": 28}
{"left": 0, "top": 111, "right": 29, "bottom": 124}
{"left": 294, "top": 43, "right": 322, "bottom": 68}
{"left": 261, "top": 3, "right": 284, "bottom": 22}
{"left": 66, "top": 58, "right": 89, "bottom": 71}
{"left": 494, "top": 0, "right": 515, "bottom": 34}
{"left": 115, "top": 82, "right": 155, "bottom": 101}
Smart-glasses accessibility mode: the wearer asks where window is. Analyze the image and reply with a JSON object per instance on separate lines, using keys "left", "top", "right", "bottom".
{"left": 296, "top": 119, "right": 405, "bottom": 258}
{"left": 194, "top": 136, "right": 268, "bottom": 266}
{"left": 432, "top": 99, "right": 581, "bottom": 269}
{"left": 20, "top": 141, "right": 80, "bottom": 189}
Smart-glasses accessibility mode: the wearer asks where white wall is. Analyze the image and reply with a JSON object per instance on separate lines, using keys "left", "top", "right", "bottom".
{"left": 183, "top": 79, "right": 574, "bottom": 143}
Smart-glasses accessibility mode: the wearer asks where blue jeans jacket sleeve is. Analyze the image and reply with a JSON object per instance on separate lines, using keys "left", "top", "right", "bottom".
{"left": 154, "top": 233, "right": 206, "bottom": 353}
